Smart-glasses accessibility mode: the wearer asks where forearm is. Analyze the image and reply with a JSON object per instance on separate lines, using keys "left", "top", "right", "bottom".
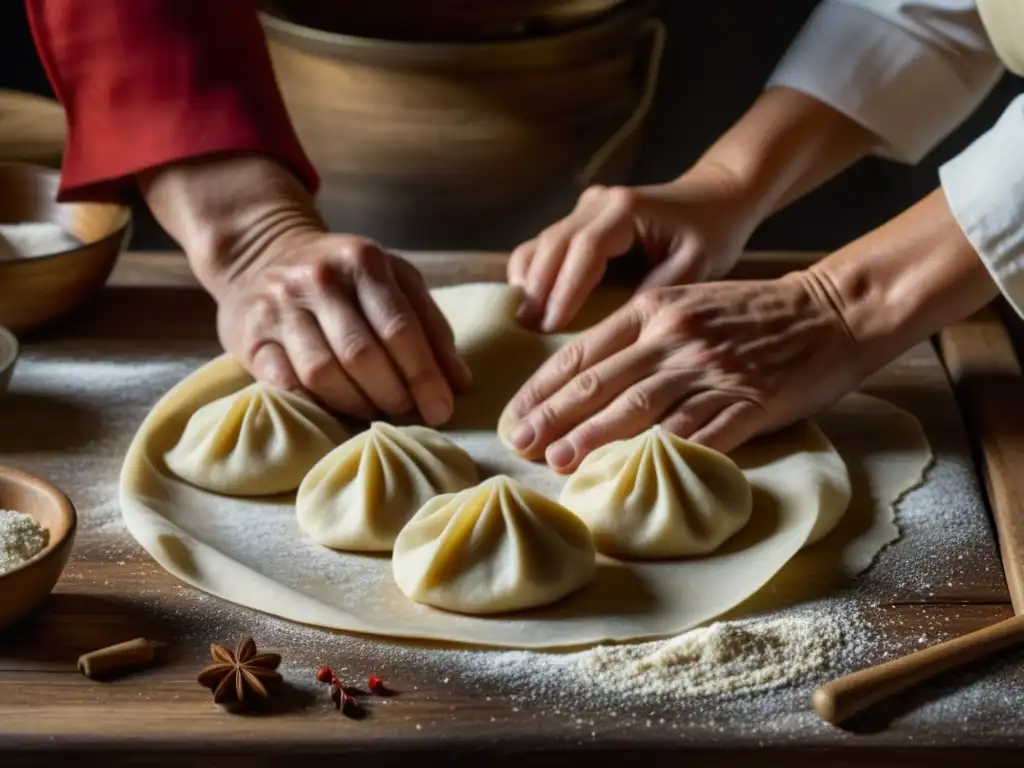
{"left": 805, "top": 188, "right": 998, "bottom": 376}
{"left": 684, "top": 86, "right": 878, "bottom": 221}
{"left": 139, "top": 153, "right": 324, "bottom": 299}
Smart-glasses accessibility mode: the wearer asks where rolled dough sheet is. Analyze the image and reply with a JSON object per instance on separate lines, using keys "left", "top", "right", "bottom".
{"left": 119, "top": 284, "right": 931, "bottom": 649}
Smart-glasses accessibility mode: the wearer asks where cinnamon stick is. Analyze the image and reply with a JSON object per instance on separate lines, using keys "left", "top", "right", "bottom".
{"left": 77, "top": 637, "right": 160, "bottom": 679}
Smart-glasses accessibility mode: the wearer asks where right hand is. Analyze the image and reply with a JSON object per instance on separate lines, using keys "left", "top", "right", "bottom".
{"left": 507, "top": 164, "right": 761, "bottom": 332}
{"left": 216, "top": 230, "right": 472, "bottom": 427}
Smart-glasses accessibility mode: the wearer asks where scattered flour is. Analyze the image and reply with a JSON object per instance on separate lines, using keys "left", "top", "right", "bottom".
{"left": 0, "top": 222, "right": 81, "bottom": 259}
{"left": 577, "top": 613, "right": 861, "bottom": 698}
{"left": 0, "top": 509, "right": 48, "bottom": 574}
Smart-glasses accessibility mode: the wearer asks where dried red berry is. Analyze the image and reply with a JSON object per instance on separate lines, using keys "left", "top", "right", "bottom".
{"left": 316, "top": 665, "right": 335, "bottom": 684}
{"left": 368, "top": 674, "right": 387, "bottom": 695}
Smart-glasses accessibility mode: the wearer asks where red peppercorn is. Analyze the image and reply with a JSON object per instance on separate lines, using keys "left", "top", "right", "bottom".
{"left": 316, "top": 665, "right": 335, "bottom": 684}
{"left": 368, "top": 674, "right": 387, "bottom": 695}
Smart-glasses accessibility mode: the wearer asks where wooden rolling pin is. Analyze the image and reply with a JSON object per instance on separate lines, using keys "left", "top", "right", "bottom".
{"left": 812, "top": 612, "right": 1024, "bottom": 725}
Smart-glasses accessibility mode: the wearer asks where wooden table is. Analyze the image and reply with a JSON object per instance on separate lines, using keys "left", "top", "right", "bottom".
{"left": 2, "top": 251, "right": 1023, "bottom": 767}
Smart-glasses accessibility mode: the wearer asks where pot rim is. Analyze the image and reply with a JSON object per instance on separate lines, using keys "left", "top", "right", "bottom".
{"left": 259, "top": 0, "right": 659, "bottom": 70}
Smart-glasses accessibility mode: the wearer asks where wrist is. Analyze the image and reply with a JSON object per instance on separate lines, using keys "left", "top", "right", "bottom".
{"left": 804, "top": 189, "right": 998, "bottom": 375}
{"left": 689, "top": 87, "right": 876, "bottom": 222}
{"left": 138, "top": 153, "right": 324, "bottom": 299}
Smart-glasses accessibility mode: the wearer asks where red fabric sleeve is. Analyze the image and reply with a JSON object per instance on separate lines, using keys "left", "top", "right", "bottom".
{"left": 26, "top": 0, "right": 319, "bottom": 202}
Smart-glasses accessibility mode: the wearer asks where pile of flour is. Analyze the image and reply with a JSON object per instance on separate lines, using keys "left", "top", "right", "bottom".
{"left": 0, "top": 222, "right": 81, "bottom": 260}
{"left": 0, "top": 509, "right": 48, "bottom": 574}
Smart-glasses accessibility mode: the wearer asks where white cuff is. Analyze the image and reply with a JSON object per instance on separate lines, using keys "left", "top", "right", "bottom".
{"left": 767, "top": 1, "right": 1002, "bottom": 164}
{"left": 940, "top": 94, "right": 1024, "bottom": 320}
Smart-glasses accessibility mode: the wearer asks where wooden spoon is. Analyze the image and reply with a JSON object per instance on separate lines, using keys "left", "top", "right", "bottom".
{"left": 812, "top": 612, "right": 1024, "bottom": 726}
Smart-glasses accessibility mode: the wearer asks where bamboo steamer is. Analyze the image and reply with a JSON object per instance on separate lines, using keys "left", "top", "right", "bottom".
{"left": 270, "top": 0, "right": 631, "bottom": 42}
{"left": 261, "top": 0, "right": 664, "bottom": 249}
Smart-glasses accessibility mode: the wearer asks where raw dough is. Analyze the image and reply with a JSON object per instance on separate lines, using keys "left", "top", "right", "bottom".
{"left": 120, "top": 283, "right": 932, "bottom": 649}
{"left": 296, "top": 422, "right": 477, "bottom": 552}
{"left": 392, "top": 475, "right": 597, "bottom": 615}
{"left": 164, "top": 381, "right": 348, "bottom": 497}
{"left": 559, "top": 426, "right": 753, "bottom": 559}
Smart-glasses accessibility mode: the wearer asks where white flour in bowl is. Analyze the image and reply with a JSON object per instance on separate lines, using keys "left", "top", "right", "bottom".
{"left": 0, "top": 222, "right": 81, "bottom": 260}
{"left": 0, "top": 509, "right": 48, "bottom": 574}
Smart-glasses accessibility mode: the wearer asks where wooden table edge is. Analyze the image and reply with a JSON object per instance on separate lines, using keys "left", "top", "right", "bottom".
{"left": 937, "top": 304, "right": 1024, "bottom": 614}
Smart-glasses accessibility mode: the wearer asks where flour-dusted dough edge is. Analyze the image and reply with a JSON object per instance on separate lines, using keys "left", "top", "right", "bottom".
{"left": 118, "top": 283, "right": 931, "bottom": 649}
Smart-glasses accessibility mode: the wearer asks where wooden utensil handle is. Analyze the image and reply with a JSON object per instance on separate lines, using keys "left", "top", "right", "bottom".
{"left": 812, "top": 612, "right": 1024, "bottom": 725}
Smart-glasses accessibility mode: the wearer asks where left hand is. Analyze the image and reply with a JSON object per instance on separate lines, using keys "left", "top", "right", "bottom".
{"left": 503, "top": 271, "right": 864, "bottom": 472}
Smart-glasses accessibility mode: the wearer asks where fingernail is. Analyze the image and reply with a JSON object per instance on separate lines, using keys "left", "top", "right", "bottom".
{"left": 510, "top": 422, "right": 535, "bottom": 451}
{"left": 540, "top": 310, "right": 560, "bottom": 334}
{"left": 422, "top": 396, "right": 453, "bottom": 427}
{"left": 547, "top": 440, "right": 575, "bottom": 468}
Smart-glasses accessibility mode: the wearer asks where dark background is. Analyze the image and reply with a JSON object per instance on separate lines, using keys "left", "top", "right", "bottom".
{"left": 1, "top": 0, "right": 1020, "bottom": 253}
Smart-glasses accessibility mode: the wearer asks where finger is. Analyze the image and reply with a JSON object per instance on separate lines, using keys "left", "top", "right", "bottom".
{"left": 519, "top": 226, "right": 572, "bottom": 328}
{"left": 504, "top": 301, "right": 645, "bottom": 426}
{"left": 543, "top": 371, "right": 698, "bottom": 472}
{"left": 353, "top": 260, "right": 456, "bottom": 427}
{"left": 542, "top": 197, "right": 638, "bottom": 333}
{"left": 508, "top": 343, "right": 662, "bottom": 458}
{"left": 392, "top": 259, "right": 473, "bottom": 391}
{"left": 638, "top": 241, "right": 707, "bottom": 290}
{"left": 508, "top": 240, "right": 535, "bottom": 289}
{"left": 278, "top": 309, "right": 376, "bottom": 418}
{"left": 660, "top": 390, "right": 741, "bottom": 440}
{"left": 250, "top": 341, "right": 301, "bottom": 392}
{"left": 687, "top": 400, "right": 766, "bottom": 454}
{"left": 310, "top": 279, "right": 415, "bottom": 417}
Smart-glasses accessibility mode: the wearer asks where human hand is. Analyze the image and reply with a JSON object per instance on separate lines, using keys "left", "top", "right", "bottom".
{"left": 507, "top": 165, "right": 760, "bottom": 333}
{"left": 503, "top": 271, "right": 863, "bottom": 472}
{"left": 216, "top": 231, "right": 472, "bottom": 426}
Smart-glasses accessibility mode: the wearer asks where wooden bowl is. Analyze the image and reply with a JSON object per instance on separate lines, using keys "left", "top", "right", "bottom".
{"left": 268, "top": 0, "right": 631, "bottom": 42}
{"left": 0, "top": 325, "right": 17, "bottom": 398}
{"left": 0, "top": 163, "right": 131, "bottom": 334}
{"left": 0, "top": 90, "right": 66, "bottom": 168}
{"left": 0, "top": 467, "right": 77, "bottom": 630}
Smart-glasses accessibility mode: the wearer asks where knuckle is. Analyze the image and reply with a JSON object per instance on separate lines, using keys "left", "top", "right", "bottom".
{"left": 295, "top": 355, "right": 337, "bottom": 390}
{"left": 554, "top": 340, "right": 586, "bottom": 377}
{"left": 378, "top": 311, "right": 414, "bottom": 344}
{"left": 631, "top": 288, "right": 665, "bottom": 319}
{"left": 604, "top": 185, "right": 637, "bottom": 216}
{"left": 531, "top": 402, "right": 560, "bottom": 433}
{"left": 536, "top": 228, "right": 567, "bottom": 255}
{"left": 624, "top": 386, "right": 655, "bottom": 415}
{"left": 571, "top": 369, "right": 602, "bottom": 400}
{"left": 338, "top": 239, "right": 381, "bottom": 272}
{"left": 578, "top": 184, "right": 606, "bottom": 205}
{"left": 336, "top": 331, "right": 374, "bottom": 367}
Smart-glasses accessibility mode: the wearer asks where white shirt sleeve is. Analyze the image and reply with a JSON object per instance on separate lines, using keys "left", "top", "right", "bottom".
{"left": 767, "top": 0, "right": 1004, "bottom": 163}
{"left": 770, "top": 0, "right": 1024, "bottom": 319}
{"left": 940, "top": 96, "right": 1024, "bottom": 319}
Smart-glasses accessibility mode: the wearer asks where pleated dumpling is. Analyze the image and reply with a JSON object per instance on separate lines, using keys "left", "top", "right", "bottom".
{"left": 164, "top": 382, "right": 347, "bottom": 496}
{"left": 392, "top": 475, "right": 596, "bottom": 615}
{"left": 559, "top": 427, "right": 752, "bottom": 559}
{"left": 296, "top": 422, "right": 478, "bottom": 552}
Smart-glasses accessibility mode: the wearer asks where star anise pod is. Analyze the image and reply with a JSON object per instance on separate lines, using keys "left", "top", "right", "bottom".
{"left": 197, "top": 637, "right": 282, "bottom": 706}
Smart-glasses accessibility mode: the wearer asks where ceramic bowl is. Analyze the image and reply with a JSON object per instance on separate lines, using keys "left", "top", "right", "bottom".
{"left": 0, "top": 466, "right": 77, "bottom": 630}
{"left": 0, "top": 162, "right": 131, "bottom": 334}
{"left": 0, "top": 325, "right": 16, "bottom": 398}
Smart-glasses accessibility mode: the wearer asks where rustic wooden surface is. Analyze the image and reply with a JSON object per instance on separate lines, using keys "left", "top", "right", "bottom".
{"left": 939, "top": 307, "right": 1024, "bottom": 613}
{"left": 0, "top": 251, "right": 1021, "bottom": 766}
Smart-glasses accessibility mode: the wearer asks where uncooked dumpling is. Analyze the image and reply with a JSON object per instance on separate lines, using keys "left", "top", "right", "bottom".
{"left": 560, "top": 426, "right": 753, "bottom": 559}
{"left": 392, "top": 475, "right": 597, "bottom": 615}
{"left": 164, "top": 382, "right": 347, "bottom": 496}
{"left": 296, "top": 422, "right": 478, "bottom": 552}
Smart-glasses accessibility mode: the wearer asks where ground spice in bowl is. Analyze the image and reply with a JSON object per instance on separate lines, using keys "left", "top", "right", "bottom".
{"left": 0, "top": 508, "right": 49, "bottom": 574}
